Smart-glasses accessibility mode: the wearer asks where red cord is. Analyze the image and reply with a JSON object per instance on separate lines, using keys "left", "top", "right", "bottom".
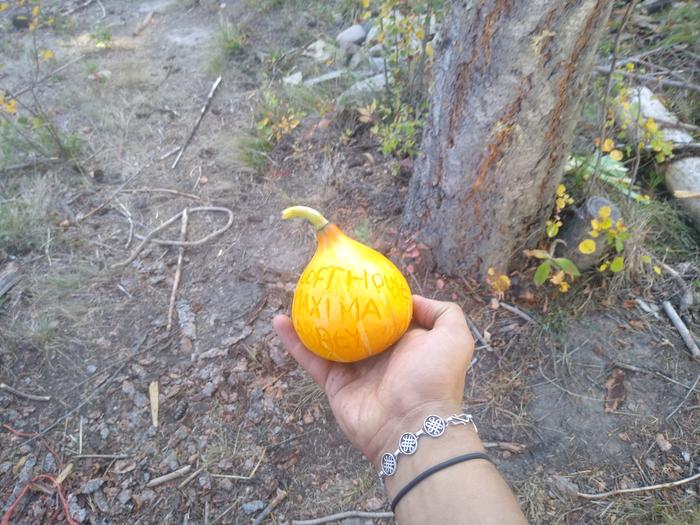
{"left": 1, "top": 474, "right": 77, "bottom": 525}
{"left": 2, "top": 424, "right": 65, "bottom": 469}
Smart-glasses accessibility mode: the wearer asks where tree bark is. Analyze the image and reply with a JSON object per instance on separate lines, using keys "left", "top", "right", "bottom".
{"left": 402, "top": 0, "right": 614, "bottom": 277}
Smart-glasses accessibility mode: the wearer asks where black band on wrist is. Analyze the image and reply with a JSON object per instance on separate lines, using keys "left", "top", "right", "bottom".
{"left": 390, "top": 452, "right": 494, "bottom": 513}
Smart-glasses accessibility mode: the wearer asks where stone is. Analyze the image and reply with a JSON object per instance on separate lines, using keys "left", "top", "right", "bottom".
{"left": 81, "top": 478, "right": 104, "bottom": 494}
{"left": 336, "top": 24, "right": 366, "bottom": 47}
{"left": 68, "top": 494, "right": 87, "bottom": 523}
{"left": 304, "top": 70, "right": 345, "bottom": 87}
{"left": 340, "top": 74, "right": 388, "bottom": 105}
{"left": 303, "top": 39, "right": 334, "bottom": 63}
{"left": 283, "top": 72, "right": 303, "bottom": 85}
{"left": 366, "top": 23, "right": 380, "bottom": 44}
{"left": 93, "top": 490, "right": 110, "bottom": 513}
{"left": 117, "top": 489, "right": 132, "bottom": 505}
{"left": 665, "top": 157, "right": 700, "bottom": 233}
{"left": 198, "top": 347, "right": 229, "bottom": 360}
{"left": 43, "top": 453, "right": 57, "bottom": 473}
{"left": 242, "top": 500, "right": 265, "bottom": 515}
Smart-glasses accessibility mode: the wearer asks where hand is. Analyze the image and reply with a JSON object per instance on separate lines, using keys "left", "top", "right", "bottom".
{"left": 272, "top": 295, "right": 474, "bottom": 466}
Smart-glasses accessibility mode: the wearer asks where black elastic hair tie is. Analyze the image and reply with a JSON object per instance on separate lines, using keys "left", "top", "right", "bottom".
{"left": 390, "top": 452, "right": 493, "bottom": 512}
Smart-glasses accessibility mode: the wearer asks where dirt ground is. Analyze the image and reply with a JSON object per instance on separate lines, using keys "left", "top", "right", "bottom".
{"left": 1, "top": 1, "right": 699, "bottom": 524}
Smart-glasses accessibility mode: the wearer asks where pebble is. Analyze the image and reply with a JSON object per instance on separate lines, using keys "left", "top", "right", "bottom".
{"left": 93, "top": 490, "right": 110, "bottom": 513}
{"left": 68, "top": 494, "right": 87, "bottom": 523}
{"left": 117, "top": 489, "right": 132, "bottom": 505}
{"left": 365, "top": 496, "right": 384, "bottom": 511}
{"left": 337, "top": 24, "right": 366, "bottom": 47}
{"left": 86, "top": 364, "right": 97, "bottom": 374}
{"left": 197, "top": 473, "right": 212, "bottom": 490}
{"left": 242, "top": 500, "right": 265, "bottom": 515}
{"left": 81, "top": 478, "right": 105, "bottom": 494}
{"left": 162, "top": 450, "right": 179, "bottom": 471}
{"left": 199, "top": 347, "right": 229, "bottom": 360}
{"left": 43, "top": 453, "right": 57, "bottom": 473}
{"left": 283, "top": 72, "right": 303, "bottom": 86}
{"left": 0, "top": 462, "right": 11, "bottom": 474}
{"left": 18, "top": 455, "right": 37, "bottom": 484}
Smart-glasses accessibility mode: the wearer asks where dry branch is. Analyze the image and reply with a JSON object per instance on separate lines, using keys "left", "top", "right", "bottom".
{"left": 593, "top": 66, "right": 700, "bottom": 94}
{"left": 252, "top": 489, "right": 288, "bottom": 525}
{"left": 498, "top": 302, "right": 536, "bottom": 323}
{"left": 0, "top": 383, "right": 51, "bottom": 402}
{"left": 667, "top": 372, "right": 700, "bottom": 420}
{"left": 166, "top": 209, "right": 188, "bottom": 333}
{"left": 662, "top": 301, "right": 700, "bottom": 359}
{"left": 171, "top": 76, "right": 222, "bottom": 169}
{"left": 483, "top": 441, "right": 527, "bottom": 454}
{"left": 146, "top": 465, "right": 191, "bottom": 488}
{"left": 119, "top": 187, "right": 201, "bottom": 200}
{"left": 112, "top": 206, "right": 234, "bottom": 269}
{"left": 292, "top": 511, "right": 394, "bottom": 525}
{"left": 576, "top": 471, "right": 700, "bottom": 500}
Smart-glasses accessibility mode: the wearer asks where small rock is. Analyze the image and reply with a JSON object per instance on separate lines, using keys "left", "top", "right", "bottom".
{"left": 197, "top": 473, "right": 211, "bottom": 490}
{"left": 337, "top": 24, "right": 366, "bottom": 47}
{"left": 303, "top": 413, "right": 315, "bottom": 425}
{"left": 162, "top": 450, "right": 179, "bottom": 471}
{"left": 93, "top": 490, "right": 110, "bottom": 513}
{"left": 303, "top": 39, "right": 334, "bottom": 63}
{"left": 199, "top": 347, "right": 229, "bottom": 360}
{"left": 365, "top": 497, "right": 384, "bottom": 511}
{"left": 645, "top": 458, "right": 657, "bottom": 470}
{"left": 121, "top": 381, "right": 136, "bottom": 397}
{"left": 283, "top": 72, "right": 303, "bottom": 86}
{"left": 242, "top": 500, "right": 265, "bottom": 515}
{"left": 681, "top": 451, "right": 691, "bottom": 463}
{"left": 68, "top": 494, "right": 87, "bottom": 523}
{"left": 117, "top": 489, "right": 132, "bottom": 505}
{"left": 551, "top": 475, "right": 579, "bottom": 499}
{"left": 0, "top": 462, "right": 11, "bottom": 474}
{"left": 86, "top": 364, "right": 97, "bottom": 374}
{"left": 202, "top": 381, "right": 219, "bottom": 398}
{"left": 340, "top": 74, "right": 388, "bottom": 104}
{"left": 141, "top": 489, "right": 156, "bottom": 502}
{"left": 655, "top": 433, "right": 672, "bottom": 452}
{"left": 132, "top": 391, "right": 149, "bottom": 408}
{"left": 43, "top": 453, "right": 57, "bottom": 473}
{"left": 368, "top": 44, "right": 384, "bottom": 57}
{"left": 303, "top": 70, "right": 345, "bottom": 87}
{"left": 99, "top": 422, "right": 110, "bottom": 440}
{"left": 366, "top": 23, "right": 380, "bottom": 44}
{"left": 217, "top": 477, "right": 234, "bottom": 492}
{"left": 665, "top": 157, "right": 700, "bottom": 233}
{"left": 81, "top": 478, "right": 104, "bottom": 494}
{"left": 269, "top": 345, "right": 289, "bottom": 367}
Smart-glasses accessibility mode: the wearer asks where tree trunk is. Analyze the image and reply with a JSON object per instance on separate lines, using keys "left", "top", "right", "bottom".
{"left": 402, "top": 0, "right": 614, "bottom": 277}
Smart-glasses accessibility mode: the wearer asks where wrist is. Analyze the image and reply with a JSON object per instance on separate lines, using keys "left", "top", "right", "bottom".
{"left": 366, "top": 400, "right": 463, "bottom": 467}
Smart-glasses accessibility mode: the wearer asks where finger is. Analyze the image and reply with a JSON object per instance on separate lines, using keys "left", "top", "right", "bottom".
{"left": 272, "top": 315, "right": 333, "bottom": 390}
{"left": 411, "top": 295, "right": 467, "bottom": 331}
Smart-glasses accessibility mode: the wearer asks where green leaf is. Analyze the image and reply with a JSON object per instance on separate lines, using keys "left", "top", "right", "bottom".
{"left": 554, "top": 258, "right": 581, "bottom": 277}
{"left": 534, "top": 261, "right": 552, "bottom": 285}
{"left": 610, "top": 256, "right": 624, "bottom": 273}
{"left": 615, "top": 237, "right": 624, "bottom": 253}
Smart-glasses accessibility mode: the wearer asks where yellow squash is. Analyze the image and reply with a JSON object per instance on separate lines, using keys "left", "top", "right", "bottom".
{"left": 283, "top": 206, "right": 413, "bottom": 362}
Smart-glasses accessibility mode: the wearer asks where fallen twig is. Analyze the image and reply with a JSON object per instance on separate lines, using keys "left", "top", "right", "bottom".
{"left": 171, "top": 76, "right": 222, "bottom": 169}
{"left": 252, "top": 489, "right": 288, "bottom": 525}
{"left": 132, "top": 11, "right": 154, "bottom": 37}
{"left": 292, "top": 511, "right": 394, "bottom": 525}
{"left": 483, "top": 441, "right": 527, "bottom": 454}
{"left": 593, "top": 66, "right": 700, "bottom": 94}
{"left": 149, "top": 381, "right": 159, "bottom": 427}
{"left": 72, "top": 453, "right": 129, "bottom": 459}
{"left": 465, "top": 317, "right": 492, "bottom": 351}
{"left": 159, "top": 146, "right": 181, "bottom": 161}
{"left": 14, "top": 334, "right": 149, "bottom": 450}
{"left": 674, "top": 190, "right": 700, "bottom": 199}
{"left": 119, "top": 187, "right": 201, "bottom": 200}
{"left": 146, "top": 465, "right": 192, "bottom": 488}
{"left": 177, "top": 466, "right": 203, "bottom": 490}
{"left": 211, "top": 448, "right": 265, "bottom": 480}
{"left": 667, "top": 372, "right": 700, "bottom": 420}
{"left": 499, "top": 302, "right": 536, "bottom": 323}
{"left": 662, "top": 301, "right": 700, "bottom": 359}
{"left": 77, "top": 168, "right": 145, "bottom": 223}
{"left": 0, "top": 382, "right": 51, "bottom": 402}
{"left": 576, "top": 471, "right": 700, "bottom": 500}
{"left": 209, "top": 498, "right": 241, "bottom": 525}
{"left": 112, "top": 206, "right": 234, "bottom": 269}
{"left": 166, "top": 209, "right": 188, "bottom": 333}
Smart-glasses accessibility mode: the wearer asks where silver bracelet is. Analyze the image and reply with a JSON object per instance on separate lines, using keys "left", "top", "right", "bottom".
{"left": 378, "top": 413, "right": 478, "bottom": 482}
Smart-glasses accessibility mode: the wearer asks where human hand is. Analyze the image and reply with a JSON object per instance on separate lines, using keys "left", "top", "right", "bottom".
{"left": 272, "top": 295, "right": 474, "bottom": 466}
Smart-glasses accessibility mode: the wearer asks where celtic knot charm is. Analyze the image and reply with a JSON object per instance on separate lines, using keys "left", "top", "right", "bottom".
{"left": 423, "top": 415, "right": 446, "bottom": 437}
{"left": 399, "top": 432, "right": 418, "bottom": 455}
{"left": 381, "top": 452, "right": 397, "bottom": 476}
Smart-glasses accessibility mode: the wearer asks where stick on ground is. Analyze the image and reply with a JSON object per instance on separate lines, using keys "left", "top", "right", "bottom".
{"left": 0, "top": 383, "right": 51, "bottom": 402}
{"left": 667, "top": 372, "right": 700, "bottom": 420}
{"left": 292, "top": 511, "right": 395, "bottom": 525}
{"left": 146, "top": 465, "right": 192, "bottom": 488}
{"left": 662, "top": 300, "right": 700, "bottom": 359}
{"left": 576, "top": 471, "right": 700, "bottom": 500}
{"left": 252, "top": 489, "right": 288, "bottom": 525}
{"left": 171, "top": 76, "right": 222, "bottom": 169}
{"left": 166, "top": 208, "right": 188, "bottom": 333}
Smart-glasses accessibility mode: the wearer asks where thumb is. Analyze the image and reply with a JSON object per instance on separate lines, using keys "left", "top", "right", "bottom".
{"left": 411, "top": 295, "right": 467, "bottom": 331}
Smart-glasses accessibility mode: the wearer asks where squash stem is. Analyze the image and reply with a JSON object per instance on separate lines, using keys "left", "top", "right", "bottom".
{"left": 282, "top": 206, "right": 329, "bottom": 231}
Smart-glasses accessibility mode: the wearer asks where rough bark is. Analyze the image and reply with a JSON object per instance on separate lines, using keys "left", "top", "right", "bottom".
{"left": 402, "top": 0, "right": 614, "bottom": 277}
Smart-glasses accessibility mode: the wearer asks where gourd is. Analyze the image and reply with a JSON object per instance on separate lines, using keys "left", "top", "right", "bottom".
{"left": 283, "top": 206, "right": 413, "bottom": 363}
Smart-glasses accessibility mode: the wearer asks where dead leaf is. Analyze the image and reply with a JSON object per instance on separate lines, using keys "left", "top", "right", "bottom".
{"left": 655, "top": 433, "right": 672, "bottom": 452}
{"left": 623, "top": 299, "right": 637, "bottom": 309}
{"left": 629, "top": 320, "right": 645, "bottom": 331}
{"left": 149, "top": 381, "right": 159, "bottom": 428}
{"left": 604, "top": 368, "right": 626, "bottom": 413}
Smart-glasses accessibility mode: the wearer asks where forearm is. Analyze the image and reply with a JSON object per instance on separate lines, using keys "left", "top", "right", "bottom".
{"left": 379, "top": 412, "right": 528, "bottom": 524}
